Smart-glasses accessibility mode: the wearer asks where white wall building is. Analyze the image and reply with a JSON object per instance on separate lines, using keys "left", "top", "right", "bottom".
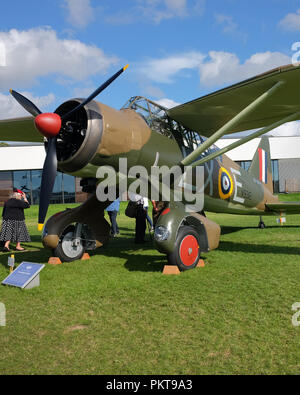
{"left": 0, "top": 145, "right": 85, "bottom": 205}
{"left": 215, "top": 136, "right": 300, "bottom": 193}
{"left": 0, "top": 135, "right": 300, "bottom": 205}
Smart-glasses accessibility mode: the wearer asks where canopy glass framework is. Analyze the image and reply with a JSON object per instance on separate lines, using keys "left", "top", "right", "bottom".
{"left": 122, "top": 96, "right": 220, "bottom": 160}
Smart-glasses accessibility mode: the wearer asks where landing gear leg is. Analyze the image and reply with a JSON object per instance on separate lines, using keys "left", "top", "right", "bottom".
{"left": 258, "top": 216, "right": 266, "bottom": 229}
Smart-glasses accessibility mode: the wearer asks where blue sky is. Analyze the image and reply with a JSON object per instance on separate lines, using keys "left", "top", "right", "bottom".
{"left": 1, "top": 0, "right": 300, "bottom": 134}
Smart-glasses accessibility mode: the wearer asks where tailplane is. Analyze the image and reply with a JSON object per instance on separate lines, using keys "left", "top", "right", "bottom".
{"left": 249, "top": 136, "right": 273, "bottom": 193}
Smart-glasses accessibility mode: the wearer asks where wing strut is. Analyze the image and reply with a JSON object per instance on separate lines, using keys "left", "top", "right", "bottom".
{"left": 187, "top": 111, "right": 300, "bottom": 167}
{"left": 181, "top": 81, "right": 284, "bottom": 167}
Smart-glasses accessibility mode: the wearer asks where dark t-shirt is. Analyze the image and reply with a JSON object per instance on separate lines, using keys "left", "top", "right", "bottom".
{"left": 2, "top": 198, "right": 30, "bottom": 221}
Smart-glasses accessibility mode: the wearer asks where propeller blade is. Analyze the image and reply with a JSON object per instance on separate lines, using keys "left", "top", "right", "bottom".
{"left": 61, "top": 64, "right": 129, "bottom": 120}
{"left": 38, "top": 137, "right": 57, "bottom": 231}
{"left": 9, "top": 89, "right": 42, "bottom": 117}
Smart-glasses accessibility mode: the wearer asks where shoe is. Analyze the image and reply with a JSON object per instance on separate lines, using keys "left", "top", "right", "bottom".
{"left": 2, "top": 247, "right": 10, "bottom": 252}
{"left": 16, "top": 248, "right": 25, "bottom": 251}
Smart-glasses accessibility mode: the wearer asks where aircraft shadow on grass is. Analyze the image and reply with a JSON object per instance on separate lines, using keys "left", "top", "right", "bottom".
{"left": 217, "top": 240, "right": 300, "bottom": 256}
{"left": 220, "top": 224, "right": 300, "bottom": 235}
{"left": 0, "top": 249, "right": 52, "bottom": 269}
{"left": 1, "top": 225, "right": 300, "bottom": 271}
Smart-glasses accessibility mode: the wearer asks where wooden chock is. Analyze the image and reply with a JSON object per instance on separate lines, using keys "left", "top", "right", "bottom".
{"left": 197, "top": 259, "right": 205, "bottom": 268}
{"left": 81, "top": 253, "right": 90, "bottom": 261}
{"left": 48, "top": 257, "right": 62, "bottom": 265}
{"left": 163, "top": 265, "right": 180, "bottom": 275}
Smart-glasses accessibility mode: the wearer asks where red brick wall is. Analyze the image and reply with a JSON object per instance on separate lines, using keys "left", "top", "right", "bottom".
{"left": 0, "top": 172, "right": 13, "bottom": 206}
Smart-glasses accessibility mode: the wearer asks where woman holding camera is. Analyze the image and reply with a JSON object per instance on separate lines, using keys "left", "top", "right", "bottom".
{"left": 0, "top": 189, "right": 31, "bottom": 252}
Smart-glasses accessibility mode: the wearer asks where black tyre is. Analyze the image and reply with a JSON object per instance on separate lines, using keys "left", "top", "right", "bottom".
{"left": 53, "top": 225, "right": 85, "bottom": 262}
{"left": 167, "top": 226, "right": 201, "bottom": 271}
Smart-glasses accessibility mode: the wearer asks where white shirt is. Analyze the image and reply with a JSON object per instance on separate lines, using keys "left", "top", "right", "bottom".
{"left": 129, "top": 192, "right": 144, "bottom": 205}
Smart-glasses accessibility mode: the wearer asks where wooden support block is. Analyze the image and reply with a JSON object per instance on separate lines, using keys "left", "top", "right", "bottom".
{"left": 81, "top": 253, "right": 90, "bottom": 261}
{"left": 163, "top": 265, "right": 180, "bottom": 275}
{"left": 48, "top": 257, "right": 62, "bottom": 265}
{"left": 197, "top": 259, "right": 205, "bottom": 268}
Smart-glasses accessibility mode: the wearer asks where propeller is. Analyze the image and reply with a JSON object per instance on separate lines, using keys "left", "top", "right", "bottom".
{"left": 10, "top": 64, "right": 129, "bottom": 231}
{"left": 9, "top": 89, "right": 42, "bottom": 117}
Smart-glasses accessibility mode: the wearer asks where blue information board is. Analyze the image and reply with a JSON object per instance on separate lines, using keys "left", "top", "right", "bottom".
{"left": 2, "top": 262, "right": 45, "bottom": 289}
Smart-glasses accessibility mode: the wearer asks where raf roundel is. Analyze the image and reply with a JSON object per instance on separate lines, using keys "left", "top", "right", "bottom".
{"left": 218, "top": 167, "right": 234, "bottom": 200}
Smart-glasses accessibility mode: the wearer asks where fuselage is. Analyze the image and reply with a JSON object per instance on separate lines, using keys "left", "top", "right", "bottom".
{"left": 201, "top": 153, "right": 278, "bottom": 215}
{"left": 55, "top": 97, "right": 279, "bottom": 216}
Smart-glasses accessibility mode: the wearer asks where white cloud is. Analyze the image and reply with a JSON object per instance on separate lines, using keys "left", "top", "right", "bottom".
{"left": 226, "top": 120, "right": 300, "bottom": 138}
{"left": 142, "top": 84, "right": 165, "bottom": 98}
{"left": 267, "top": 121, "right": 300, "bottom": 137}
{"left": 63, "top": 0, "right": 94, "bottom": 28}
{"left": 136, "top": 0, "right": 188, "bottom": 23}
{"left": 0, "top": 28, "right": 118, "bottom": 91}
{"left": 193, "top": 0, "right": 205, "bottom": 15}
{"left": 0, "top": 92, "right": 55, "bottom": 119}
{"left": 137, "top": 50, "right": 290, "bottom": 88}
{"left": 164, "top": 0, "right": 187, "bottom": 14}
{"left": 279, "top": 9, "right": 300, "bottom": 31}
{"left": 198, "top": 51, "right": 290, "bottom": 87}
{"left": 155, "top": 98, "right": 181, "bottom": 108}
{"left": 137, "top": 52, "right": 205, "bottom": 83}
{"left": 214, "top": 13, "right": 247, "bottom": 42}
{"left": 106, "top": 0, "right": 204, "bottom": 24}
{"left": 214, "top": 13, "right": 238, "bottom": 34}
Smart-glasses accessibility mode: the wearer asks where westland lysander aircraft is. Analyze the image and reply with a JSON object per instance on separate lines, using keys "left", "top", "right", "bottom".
{"left": 1, "top": 63, "right": 300, "bottom": 271}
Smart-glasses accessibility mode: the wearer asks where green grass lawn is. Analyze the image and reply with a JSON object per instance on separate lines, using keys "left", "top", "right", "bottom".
{"left": 0, "top": 196, "right": 300, "bottom": 375}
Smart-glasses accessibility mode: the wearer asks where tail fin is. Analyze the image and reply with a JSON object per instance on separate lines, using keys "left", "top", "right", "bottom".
{"left": 249, "top": 136, "right": 273, "bottom": 193}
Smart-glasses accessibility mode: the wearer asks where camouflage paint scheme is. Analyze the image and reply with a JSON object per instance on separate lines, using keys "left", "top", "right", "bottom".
{"left": 42, "top": 100, "right": 280, "bottom": 255}
{"left": 2, "top": 63, "right": 300, "bottom": 263}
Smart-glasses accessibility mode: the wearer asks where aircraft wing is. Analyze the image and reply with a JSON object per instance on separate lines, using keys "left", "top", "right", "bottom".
{"left": 265, "top": 202, "right": 300, "bottom": 214}
{"left": 167, "top": 64, "right": 300, "bottom": 137}
{"left": 0, "top": 116, "right": 43, "bottom": 143}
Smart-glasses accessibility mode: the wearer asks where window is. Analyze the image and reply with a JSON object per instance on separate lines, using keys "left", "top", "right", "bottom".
{"left": 271, "top": 160, "right": 279, "bottom": 193}
{"left": 236, "top": 161, "right": 251, "bottom": 171}
{"left": 12, "top": 170, "right": 75, "bottom": 205}
{"left": 13, "top": 170, "right": 32, "bottom": 203}
{"left": 236, "top": 160, "right": 279, "bottom": 193}
{"left": 122, "top": 96, "right": 174, "bottom": 139}
{"left": 62, "top": 174, "right": 76, "bottom": 203}
{"left": 122, "top": 96, "right": 221, "bottom": 159}
{"left": 31, "top": 170, "right": 42, "bottom": 205}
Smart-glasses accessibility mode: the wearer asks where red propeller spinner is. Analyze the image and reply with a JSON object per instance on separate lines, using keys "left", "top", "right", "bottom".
{"left": 34, "top": 113, "right": 62, "bottom": 139}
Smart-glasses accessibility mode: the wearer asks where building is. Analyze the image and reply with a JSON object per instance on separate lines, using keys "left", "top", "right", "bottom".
{"left": 215, "top": 136, "right": 300, "bottom": 193}
{"left": 0, "top": 136, "right": 300, "bottom": 205}
{"left": 0, "top": 145, "right": 87, "bottom": 206}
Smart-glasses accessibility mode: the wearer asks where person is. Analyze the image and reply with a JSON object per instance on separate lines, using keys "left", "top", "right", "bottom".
{"left": 0, "top": 189, "right": 31, "bottom": 252}
{"left": 143, "top": 197, "right": 154, "bottom": 231}
{"left": 105, "top": 198, "right": 120, "bottom": 237}
{"left": 129, "top": 192, "right": 146, "bottom": 244}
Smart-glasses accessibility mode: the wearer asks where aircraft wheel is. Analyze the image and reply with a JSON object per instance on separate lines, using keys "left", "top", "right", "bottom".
{"left": 53, "top": 224, "right": 85, "bottom": 262}
{"left": 167, "top": 226, "right": 201, "bottom": 271}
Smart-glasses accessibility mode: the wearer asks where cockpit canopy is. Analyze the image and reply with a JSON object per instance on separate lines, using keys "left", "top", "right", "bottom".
{"left": 122, "top": 96, "right": 220, "bottom": 160}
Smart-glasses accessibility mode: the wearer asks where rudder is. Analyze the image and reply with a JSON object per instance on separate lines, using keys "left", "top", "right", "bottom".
{"left": 249, "top": 136, "right": 273, "bottom": 193}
